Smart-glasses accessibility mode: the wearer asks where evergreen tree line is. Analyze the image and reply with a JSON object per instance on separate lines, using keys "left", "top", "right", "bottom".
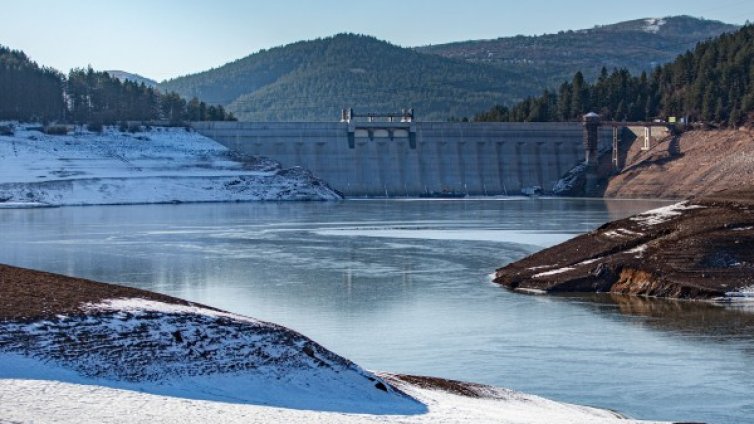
{"left": 0, "top": 46, "right": 66, "bottom": 122}
{"left": 1, "top": 46, "right": 235, "bottom": 124}
{"left": 66, "top": 68, "right": 235, "bottom": 125}
{"left": 474, "top": 24, "right": 754, "bottom": 127}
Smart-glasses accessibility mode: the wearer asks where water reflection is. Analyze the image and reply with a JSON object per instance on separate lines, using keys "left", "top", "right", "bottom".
{"left": 2, "top": 199, "right": 752, "bottom": 423}
{"left": 561, "top": 293, "right": 754, "bottom": 346}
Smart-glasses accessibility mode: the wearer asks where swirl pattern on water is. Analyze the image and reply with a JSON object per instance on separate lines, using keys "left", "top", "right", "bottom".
{"left": 0, "top": 198, "right": 752, "bottom": 424}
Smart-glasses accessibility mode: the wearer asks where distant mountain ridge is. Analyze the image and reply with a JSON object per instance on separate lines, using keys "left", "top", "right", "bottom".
{"left": 106, "top": 70, "right": 158, "bottom": 88}
{"left": 418, "top": 16, "right": 738, "bottom": 85}
{"left": 159, "top": 16, "right": 737, "bottom": 121}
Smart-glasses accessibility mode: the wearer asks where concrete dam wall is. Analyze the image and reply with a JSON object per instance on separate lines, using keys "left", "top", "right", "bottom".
{"left": 192, "top": 121, "right": 611, "bottom": 197}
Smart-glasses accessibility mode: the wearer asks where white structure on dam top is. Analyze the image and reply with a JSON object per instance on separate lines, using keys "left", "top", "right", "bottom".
{"left": 193, "top": 118, "right": 611, "bottom": 197}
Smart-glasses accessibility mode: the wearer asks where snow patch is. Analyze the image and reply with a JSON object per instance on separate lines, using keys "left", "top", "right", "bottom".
{"left": 576, "top": 257, "right": 603, "bottom": 266}
{"left": 83, "top": 298, "right": 264, "bottom": 325}
{"left": 528, "top": 265, "right": 555, "bottom": 271}
{"left": 644, "top": 18, "right": 667, "bottom": 33}
{"left": 626, "top": 244, "right": 649, "bottom": 258}
{"left": 515, "top": 287, "right": 548, "bottom": 295}
{"left": 0, "top": 201, "right": 49, "bottom": 209}
{"left": 725, "top": 285, "right": 754, "bottom": 298}
{"left": 630, "top": 202, "right": 704, "bottom": 227}
{"left": 716, "top": 287, "right": 754, "bottom": 309}
{"left": 533, "top": 267, "right": 575, "bottom": 278}
{"left": 733, "top": 226, "right": 754, "bottom": 231}
{"left": 603, "top": 228, "right": 643, "bottom": 238}
{"left": 552, "top": 162, "right": 587, "bottom": 195}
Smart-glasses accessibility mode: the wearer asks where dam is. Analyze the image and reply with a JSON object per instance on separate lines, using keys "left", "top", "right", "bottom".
{"left": 192, "top": 119, "right": 611, "bottom": 197}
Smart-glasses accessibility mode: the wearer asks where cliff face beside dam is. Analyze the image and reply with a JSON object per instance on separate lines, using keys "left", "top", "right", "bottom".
{"left": 193, "top": 122, "right": 612, "bottom": 197}
{"left": 603, "top": 129, "right": 754, "bottom": 199}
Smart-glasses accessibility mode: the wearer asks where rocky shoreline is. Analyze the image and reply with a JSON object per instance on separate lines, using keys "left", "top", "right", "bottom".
{"left": 494, "top": 188, "right": 754, "bottom": 301}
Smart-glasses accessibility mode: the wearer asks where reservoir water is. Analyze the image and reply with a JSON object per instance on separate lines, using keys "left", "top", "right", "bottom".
{"left": 1, "top": 198, "right": 752, "bottom": 424}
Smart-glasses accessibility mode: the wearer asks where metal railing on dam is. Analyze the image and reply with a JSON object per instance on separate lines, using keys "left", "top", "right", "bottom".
{"left": 192, "top": 121, "right": 611, "bottom": 197}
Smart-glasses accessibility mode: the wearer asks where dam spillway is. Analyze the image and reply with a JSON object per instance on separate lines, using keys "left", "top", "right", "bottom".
{"left": 192, "top": 121, "right": 610, "bottom": 197}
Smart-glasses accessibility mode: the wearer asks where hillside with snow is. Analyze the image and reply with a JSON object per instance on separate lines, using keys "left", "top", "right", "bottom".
{"left": 418, "top": 15, "right": 736, "bottom": 88}
{"left": 0, "top": 263, "right": 665, "bottom": 424}
{"left": 0, "top": 298, "right": 420, "bottom": 415}
{"left": 0, "top": 123, "right": 341, "bottom": 207}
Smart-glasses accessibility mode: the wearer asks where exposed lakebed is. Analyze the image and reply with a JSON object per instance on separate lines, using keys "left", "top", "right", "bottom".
{"left": 1, "top": 198, "right": 752, "bottom": 423}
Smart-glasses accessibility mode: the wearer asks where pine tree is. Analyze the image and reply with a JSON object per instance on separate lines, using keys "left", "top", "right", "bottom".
{"left": 475, "top": 23, "right": 754, "bottom": 127}
{"left": 570, "top": 72, "right": 587, "bottom": 118}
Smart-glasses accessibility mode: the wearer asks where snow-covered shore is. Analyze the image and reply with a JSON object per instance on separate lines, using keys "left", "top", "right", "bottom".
{"left": 0, "top": 263, "right": 665, "bottom": 424}
{"left": 0, "top": 372, "right": 659, "bottom": 424}
{"left": 0, "top": 123, "right": 341, "bottom": 206}
{"left": 0, "top": 298, "right": 421, "bottom": 416}
{"left": 0, "top": 298, "right": 661, "bottom": 424}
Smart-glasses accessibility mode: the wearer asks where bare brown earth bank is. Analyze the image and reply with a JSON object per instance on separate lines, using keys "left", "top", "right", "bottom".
{"left": 604, "top": 129, "right": 754, "bottom": 199}
{"left": 0, "top": 263, "right": 199, "bottom": 320}
{"left": 494, "top": 188, "right": 754, "bottom": 300}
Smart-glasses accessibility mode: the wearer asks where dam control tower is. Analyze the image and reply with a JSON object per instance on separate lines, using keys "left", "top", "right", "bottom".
{"left": 582, "top": 112, "right": 601, "bottom": 167}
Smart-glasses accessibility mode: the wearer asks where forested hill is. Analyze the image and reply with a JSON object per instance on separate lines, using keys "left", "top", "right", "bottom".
{"left": 474, "top": 23, "right": 754, "bottom": 126}
{"left": 159, "top": 17, "right": 736, "bottom": 122}
{"left": 418, "top": 16, "right": 737, "bottom": 88}
{"left": 0, "top": 45, "right": 235, "bottom": 125}
{"left": 159, "top": 34, "right": 535, "bottom": 122}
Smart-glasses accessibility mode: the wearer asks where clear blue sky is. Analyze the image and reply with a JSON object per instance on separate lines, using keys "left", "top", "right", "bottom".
{"left": 1, "top": 0, "right": 750, "bottom": 81}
